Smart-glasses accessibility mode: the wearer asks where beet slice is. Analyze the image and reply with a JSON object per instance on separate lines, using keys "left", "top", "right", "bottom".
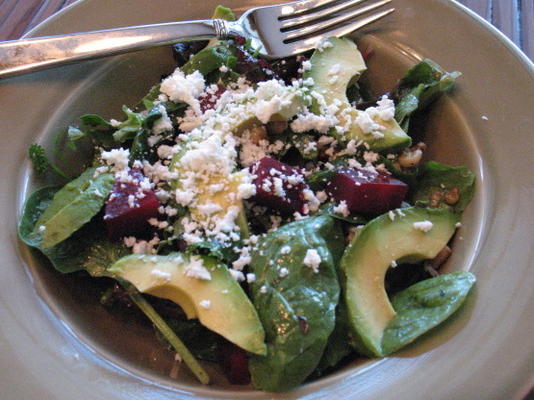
{"left": 104, "top": 169, "right": 160, "bottom": 239}
{"left": 250, "top": 157, "right": 308, "bottom": 215}
{"left": 199, "top": 84, "right": 226, "bottom": 112}
{"left": 326, "top": 168, "right": 408, "bottom": 215}
{"left": 221, "top": 345, "right": 251, "bottom": 385}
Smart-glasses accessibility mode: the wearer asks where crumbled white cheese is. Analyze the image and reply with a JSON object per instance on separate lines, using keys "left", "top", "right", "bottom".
{"left": 280, "top": 246, "right": 291, "bottom": 255}
{"left": 198, "top": 300, "right": 211, "bottom": 309}
{"left": 332, "top": 201, "right": 349, "bottom": 217}
{"left": 160, "top": 69, "right": 205, "bottom": 115}
{"left": 101, "top": 148, "right": 130, "bottom": 173}
{"left": 303, "top": 249, "right": 321, "bottom": 273}
{"left": 413, "top": 220, "right": 434, "bottom": 232}
{"left": 279, "top": 267, "right": 289, "bottom": 277}
{"left": 152, "top": 105, "right": 173, "bottom": 135}
{"left": 183, "top": 256, "right": 211, "bottom": 280}
{"left": 246, "top": 273, "right": 256, "bottom": 283}
{"left": 150, "top": 269, "right": 171, "bottom": 282}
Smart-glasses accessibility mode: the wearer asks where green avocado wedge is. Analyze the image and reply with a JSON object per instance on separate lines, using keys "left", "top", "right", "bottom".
{"left": 305, "top": 37, "right": 412, "bottom": 153}
{"left": 107, "top": 253, "right": 267, "bottom": 356}
{"left": 340, "top": 207, "right": 460, "bottom": 357}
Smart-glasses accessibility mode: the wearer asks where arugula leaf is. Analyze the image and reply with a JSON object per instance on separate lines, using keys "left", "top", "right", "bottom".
{"left": 33, "top": 167, "right": 114, "bottom": 248}
{"left": 248, "top": 215, "right": 344, "bottom": 392}
{"left": 381, "top": 271, "right": 475, "bottom": 355}
{"left": 112, "top": 106, "right": 145, "bottom": 143}
{"left": 181, "top": 44, "right": 237, "bottom": 76}
{"left": 411, "top": 161, "right": 475, "bottom": 212}
{"left": 393, "top": 59, "right": 461, "bottom": 131}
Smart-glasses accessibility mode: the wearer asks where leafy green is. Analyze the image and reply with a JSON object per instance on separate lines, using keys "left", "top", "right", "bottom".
{"left": 19, "top": 185, "right": 128, "bottom": 274}
{"left": 28, "top": 144, "right": 69, "bottom": 179}
{"left": 160, "top": 317, "right": 224, "bottom": 362}
{"left": 33, "top": 167, "right": 114, "bottom": 248}
{"left": 292, "top": 133, "right": 319, "bottom": 160}
{"left": 185, "top": 239, "right": 237, "bottom": 264}
{"left": 411, "top": 161, "right": 475, "bottom": 212}
{"left": 306, "top": 169, "right": 336, "bottom": 191}
{"left": 112, "top": 106, "right": 146, "bottom": 143}
{"left": 393, "top": 59, "right": 461, "bottom": 131}
{"left": 19, "top": 186, "right": 61, "bottom": 247}
{"left": 181, "top": 44, "right": 237, "bottom": 76}
{"left": 318, "top": 202, "right": 368, "bottom": 225}
{"left": 381, "top": 271, "right": 476, "bottom": 355}
{"left": 78, "top": 114, "right": 117, "bottom": 147}
{"left": 314, "top": 301, "right": 353, "bottom": 374}
{"left": 211, "top": 5, "right": 236, "bottom": 20}
{"left": 248, "top": 215, "right": 344, "bottom": 392}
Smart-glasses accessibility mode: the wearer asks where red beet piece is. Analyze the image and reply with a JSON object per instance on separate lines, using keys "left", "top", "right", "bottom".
{"left": 104, "top": 169, "right": 160, "bottom": 239}
{"left": 326, "top": 168, "right": 408, "bottom": 215}
{"left": 250, "top": 157, "right": 308, "bottom": 215}
{"left": 221, "top": 345, "right": 251, "bottom": 385}
{"left": 199, "top": 85, "right": 226, "bottom": 112}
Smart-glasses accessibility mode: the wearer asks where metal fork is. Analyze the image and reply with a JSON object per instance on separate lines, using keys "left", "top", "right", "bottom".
{"left": 0, "top": 0, "right": 393, "bottom": 79}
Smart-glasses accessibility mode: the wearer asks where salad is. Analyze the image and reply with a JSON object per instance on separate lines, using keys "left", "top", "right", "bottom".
{"left": 19, "top": 5, "right": 476, "bottom": 392}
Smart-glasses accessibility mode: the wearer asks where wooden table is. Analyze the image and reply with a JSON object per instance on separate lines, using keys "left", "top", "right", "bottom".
{"left": 0, "top": 0, "right": 532, "bottom": 60}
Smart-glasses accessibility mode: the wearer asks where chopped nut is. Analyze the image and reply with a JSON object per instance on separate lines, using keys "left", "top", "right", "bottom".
{"left": 266, "top": 120, "right": 288, "bottom": 135}
{"left": 444, "top": 188, "right": 460, "bottom": 205}
{"left": 430, "top": 245, "right": 452, "bottom": 270}
{"left": 248, "top": 125, "right": 268, "bottom": 145}
{"left": 429, "top": 190, "right": 443, "bottom": 207}
{"left": 398, "top": 148, "right": 423, "bottom": 168}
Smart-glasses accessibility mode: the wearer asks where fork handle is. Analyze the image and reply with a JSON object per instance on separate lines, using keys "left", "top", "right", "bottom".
{"left": 0, "top": 19, "right": 229, "bottom": 79}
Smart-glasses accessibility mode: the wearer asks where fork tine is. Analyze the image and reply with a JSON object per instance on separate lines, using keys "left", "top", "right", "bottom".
{"left": 282, "top": 0, "right": 392, "bottom": 41}
{"left": 280, "top": 0, "right": 367, "bottom": 29}
{"left": 277, "top": 0, "right": 346, "bottom": 18}
{"left": 284, "top": 7, "right": 394, "bottom": 49}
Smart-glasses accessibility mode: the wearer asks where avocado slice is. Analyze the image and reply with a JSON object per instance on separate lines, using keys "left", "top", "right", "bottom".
{"left": 340, "top": 207, "right": 459, "bottom": 357}
{"left": 305, "top": 37, "right": 411, "bottom": 153}
{"left": 108, "top": 253, "right": 267, "bottom": 355}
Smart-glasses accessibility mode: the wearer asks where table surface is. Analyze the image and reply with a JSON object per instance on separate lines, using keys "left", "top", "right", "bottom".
{"left": 0, "top": 0, "right": 532, "bottom": 60}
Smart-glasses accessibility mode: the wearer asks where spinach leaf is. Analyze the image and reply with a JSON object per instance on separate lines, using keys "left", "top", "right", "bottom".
{"left": 19, "top": 185, "right": 128, "bottom": 274}
{"left": 248, "top": 215, "right": 344, "bottom": 392}
{"left": 314, "top": 301, "right": 353, "bottom": 374}
{"left": 381, "top": 271, "right": 476, "bottom": 355}
{"left": 43, "top": 223, "right": 130, "bottom": 275}
{"left": 410, "top": 161, "right": 475, "bottom": 212}
{"left": 393, "top": 59, "right": 461, "bottom": 131}
{"left": 33, "top": 167, "right": 114, "bottom": 249}
{"left": 318, "top": 202, "right": 368, "bottom": 225}
{"left": 19, "top": 186, "right": 61, "bottom": 247}
{"left": 185, "top": 239, "right": 237, "bottom": 264}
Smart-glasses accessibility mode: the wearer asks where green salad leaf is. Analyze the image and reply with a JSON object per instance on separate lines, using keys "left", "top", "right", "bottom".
{"left": 181, "top": 44, "right": 237, "bottom": 76}
{"left": 248, "top": 215, "right": 344, "bottom": 392}
{"left": 33, "top": 167, "right": 114, "bottom": 249}
{"left": 393, "top": 59, "right": 461, "bottom": 131}
{"left": 381, "top": 271, "right": 476, "bottom": 355}
{"left": 411, "top": 161, "right": 475, "bottom": 212}
{"left": 19, "top": 184, "right": 128, "bottom": 274}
